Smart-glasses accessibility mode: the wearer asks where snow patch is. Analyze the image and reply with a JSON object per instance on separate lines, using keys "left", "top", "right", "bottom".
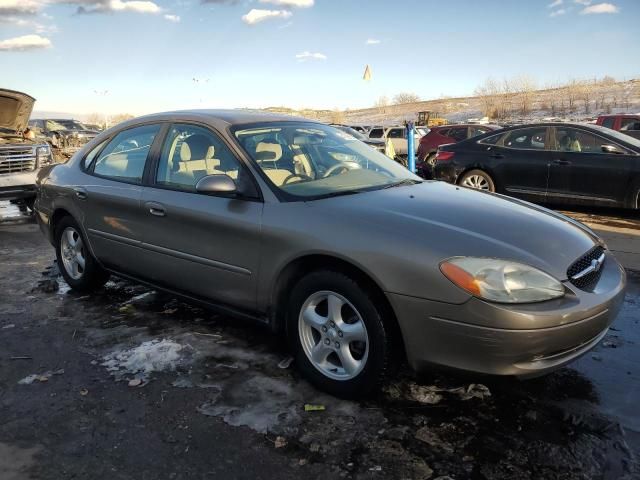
{"left": 102, "top": 339, "right": 192, "bottom": 380}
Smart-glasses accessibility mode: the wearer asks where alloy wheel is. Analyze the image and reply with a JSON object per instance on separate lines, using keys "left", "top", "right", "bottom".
{"left": 298, "top": 291, "right": 369, "bottom": 381}
{"left": 462, "top": 174, "right": 491, "bottom": 191}
{"left": 60, "top": 227, "right": 86, "bottom": 280}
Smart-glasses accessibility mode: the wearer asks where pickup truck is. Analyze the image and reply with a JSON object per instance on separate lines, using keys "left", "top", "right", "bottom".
{"left": 0, "top": 89, "right": 54, "bottom": 209}
{"left": 596, "top": 114, "right": 640, "bottom": 140}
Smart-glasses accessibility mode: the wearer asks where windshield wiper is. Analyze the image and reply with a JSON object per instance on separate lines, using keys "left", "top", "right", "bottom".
{"left": 381, "top": 179, "right": 422, "bottom": 189}
{"left": 314, "top": 189, "right": 366, "bottom": 199}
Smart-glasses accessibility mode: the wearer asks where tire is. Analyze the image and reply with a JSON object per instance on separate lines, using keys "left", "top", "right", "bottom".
{"left": 287, "top": 270, "right": 393, "bottom": 398}
{"left": 425, "top": 152, "right": 436, "bottom": 166}
{"left": 459, "top": 169, "right": 495, "bottom": 192}
{"left": 55, "top": 216, "right": 109, "bottom": 292}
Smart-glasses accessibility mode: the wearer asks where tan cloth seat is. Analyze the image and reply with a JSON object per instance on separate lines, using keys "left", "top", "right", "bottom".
{"left": 264, "top": 169, "right": 293, "bottom": 186}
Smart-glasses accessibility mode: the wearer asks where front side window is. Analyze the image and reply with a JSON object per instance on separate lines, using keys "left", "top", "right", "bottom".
{"left": 234, "top": 123, "right": 420, "bottom": 199}
{"left": 503, "top": 127, "right": 547, "bottom": 150}
{"left": 554, "top": 128, "right": 610, "bottom": 154}
{"left": 92, "top": 124, "right": 160, "bottom": 183}
{"left": 156, "top": 124, "right": 246, "bottom": 193}
{"left": 388, "top": 128, "right": 405, "bottom": 139}
{"left": 448, "top": 127, "right": 468, "bottom": 142}
{"left": 621, "top": 118, "right": 640, "bottom": 130}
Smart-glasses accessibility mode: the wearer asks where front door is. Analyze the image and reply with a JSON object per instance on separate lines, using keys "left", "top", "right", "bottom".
{"left": 548, "top": 126, "right": 633, "bottom": 206}
{"left": 139, "top": 123, "right": 263, "bottom": 310}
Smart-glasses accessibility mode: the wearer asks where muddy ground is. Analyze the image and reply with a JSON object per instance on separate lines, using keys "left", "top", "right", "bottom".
{"left": 1, "top": 202, "right": 639, "bottom": 480}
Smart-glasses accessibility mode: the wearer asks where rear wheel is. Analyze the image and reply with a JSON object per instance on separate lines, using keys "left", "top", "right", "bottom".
{"left": 287, "top": 270, "right": 393, "bottom": 398}
{"left": 55, "top": 216, "right": 109, "bottom": 292}
{"left": 459, "top": 169, "right": 495, "bottom": 192}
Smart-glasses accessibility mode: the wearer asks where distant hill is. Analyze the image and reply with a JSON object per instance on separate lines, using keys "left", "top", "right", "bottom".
{"left": 265, "top": 79, "right": 640, "bottom": 126}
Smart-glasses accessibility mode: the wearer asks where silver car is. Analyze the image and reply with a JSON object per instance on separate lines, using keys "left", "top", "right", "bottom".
{"left": 35, "top": 110, "right": 626, "bottom": 398}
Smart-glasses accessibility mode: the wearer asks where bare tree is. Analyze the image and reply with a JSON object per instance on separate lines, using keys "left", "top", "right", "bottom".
{"left": 374, "top": 95, "right": 389, "bottom": 114}
{"left": 474, "top": 77, "right": 500, "bottom": 118}
{"left": 85, "top": 113, "right": 105, "bottom": 128}
{"left": 577, "top": 80, "right": 595, "bottom": 114}
{"left": 393, "top": 92, "right": 421, "bottom": 104}
{"left": 110, "top": 113, "right": 135, "bottom": 126}
{"left": 512, "top": 75, "right": 537, "bottom": 116}
{"left": 564, "top": 79, "right": 581, "bottom": 113}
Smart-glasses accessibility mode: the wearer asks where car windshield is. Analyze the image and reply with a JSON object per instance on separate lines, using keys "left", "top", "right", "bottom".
{"left": 234, "top": 122, "right": 420, "bottom": 199}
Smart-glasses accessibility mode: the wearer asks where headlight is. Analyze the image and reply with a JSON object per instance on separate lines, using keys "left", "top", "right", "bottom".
{"left": 36, "top": 145, "right": 53, "bottom": 165}
{"left": 440, "top": 257, "right": 565, "bottom": 303}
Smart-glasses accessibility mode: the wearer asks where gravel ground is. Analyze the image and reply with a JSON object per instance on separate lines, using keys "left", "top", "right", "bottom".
{"left": 1, "top": 202, "right": 639, "bottom": 480}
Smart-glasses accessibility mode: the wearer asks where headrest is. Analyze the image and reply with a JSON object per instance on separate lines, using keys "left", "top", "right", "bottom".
{"left": 255, "top": 150, "right": 277, "bottom": 161}
{"left": 180, "top": 134, "right": 212, "bottom": 161}
{"left": 256, "top": 142, "right": 282, "bottom": 161}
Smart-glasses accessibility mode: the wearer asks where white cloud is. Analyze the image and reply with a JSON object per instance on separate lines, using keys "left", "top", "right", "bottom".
{"left": 550, "top": 8, "right": 566, "bottom": 16}
{"left": 574, "top": 0, "right": 592, "bottom": 5}
{"left": 108, "top": 0, "right": 161, "bottom": 14}
{"left": 366, "top": 38, "right": 380, "bottom": 45}
{"left": 295, "top": 50, "right": 326, "bottom": 61}
{"left": 548, "top": 0, "right": 563, "bottom": 7}
{"left": 580, "top": 2, "right": 619, "bottom": 14}
{"left": 242, "top": 8, "right": 291, "bottom": 24}
{"left": 163, "top": 13, "right": 180, "bottom": 21}
{"left": 0, "top": 33, "right": 51, "bottom": 51}
{"left": 0, "top": 0, "right": 43, "bottom": 17}
{"left": 258, "top": 0, "right": 313, "bottom": 7}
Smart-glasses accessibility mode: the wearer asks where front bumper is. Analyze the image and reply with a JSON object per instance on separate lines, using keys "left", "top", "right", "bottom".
{"left": 388, "top": 252, "right": 627, "bottom": 377}
{"left": 0, "top": 170, "right": 38, "bottom": 200}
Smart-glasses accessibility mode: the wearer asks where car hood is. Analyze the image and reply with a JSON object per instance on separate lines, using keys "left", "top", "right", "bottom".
{"left": 0, "top": 89, "right": 35, "bottom": 133}
{"left": 313, "top": 181, "right": 599, "bottom": 280}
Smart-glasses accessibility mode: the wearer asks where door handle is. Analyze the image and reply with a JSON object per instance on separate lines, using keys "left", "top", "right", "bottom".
{"left": 74, "top": 188, "right": 88, "bottom": 200}
{"left": 552, "top": 159, "right": 572, "bottom": 166}
{"left": 489, "top": 153, "right": 504, "bottom": 159}
{"left": 145, "top": 202, "right": 166, "bottom": 217}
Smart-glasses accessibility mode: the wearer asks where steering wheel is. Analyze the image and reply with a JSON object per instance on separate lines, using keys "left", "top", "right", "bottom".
{"left": 283, "top": 173, "right": 313, "bottom": 185}
{"left": 323, "top": 161, "right": 361, "bottom": 178}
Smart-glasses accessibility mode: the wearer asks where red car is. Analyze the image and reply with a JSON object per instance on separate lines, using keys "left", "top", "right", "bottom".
{"left": 417, "top": 124, "right": 501, "bottom": 164}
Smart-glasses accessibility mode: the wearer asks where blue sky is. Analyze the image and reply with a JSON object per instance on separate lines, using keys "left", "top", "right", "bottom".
{"left": 0, "top": 0, "right": 638, "bottom": 115}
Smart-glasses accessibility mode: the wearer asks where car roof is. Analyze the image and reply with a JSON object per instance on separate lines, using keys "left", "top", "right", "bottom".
{"left": 127, "top": 109, "right": 317, "bottom": 127}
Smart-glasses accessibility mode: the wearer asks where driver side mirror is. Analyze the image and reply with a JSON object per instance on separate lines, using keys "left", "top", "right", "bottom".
{"left": 195, "top": 174, "right": 237, "bottom": 195}
{"left": 601, "top": 144, "right": 624, "bottom": 154}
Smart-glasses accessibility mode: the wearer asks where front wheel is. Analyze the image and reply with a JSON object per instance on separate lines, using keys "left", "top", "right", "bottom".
{"left": 459, "top": 169, "right": 495, "bottom": 192}
{"left": 55, "top": 216, "right": 109, "bottom": 292}
{"left": 287, "top": 270, "right": 393, "bottom": 398}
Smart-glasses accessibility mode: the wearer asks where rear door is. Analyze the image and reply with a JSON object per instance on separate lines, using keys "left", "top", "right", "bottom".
{"left": 548, "top": 126, "right": 634, "bottom": 206}
{"left": 490, "top": 126, "right": 553, "bottom": 201}
{"left": 82, "top": 123, "right": 163, "bottom": 275}
{"left": 139, "top": 123, "right": 263, "bottom": 310}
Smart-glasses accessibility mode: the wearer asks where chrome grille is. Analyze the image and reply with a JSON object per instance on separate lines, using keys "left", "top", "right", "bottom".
{"left": 0, "top": 145, "right": 37, "bottom": 174}
{"left": 567, "top": 246, "right": 606, "bottom": 290}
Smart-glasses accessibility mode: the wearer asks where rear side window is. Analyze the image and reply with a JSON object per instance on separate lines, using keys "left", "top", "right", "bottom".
{"left": 601, "top": 117, "right": 615, "bottom": 129}
{"left": 92, "top": 124, "right": 161, "bottom": 184}
{"left": 369, "top": 128, "right": 384, "bottom": 139}
{"left": 82, "top": 140, "right": 107, "bottom": 170}
{"left": 503, "top": 127, "right": 547, "bottom": 150}
{"left": 478, "top": 132, "right": 503, "bottom": 145}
